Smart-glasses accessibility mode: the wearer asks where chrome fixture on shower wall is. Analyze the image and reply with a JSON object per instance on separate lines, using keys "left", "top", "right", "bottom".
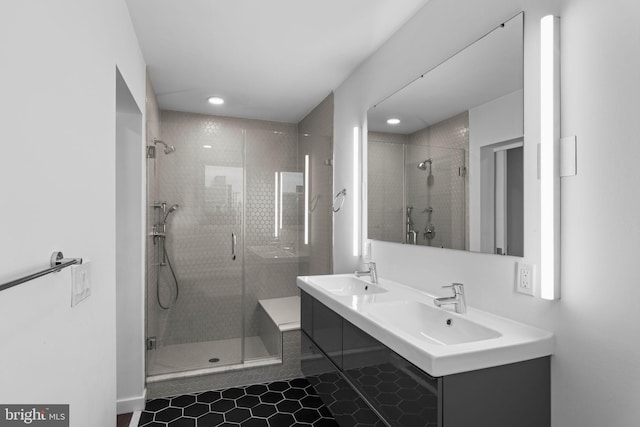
{"left": 154, "top": 138, "right": 176, "bottom": 154}
{"left": 417, "top": 159, "right": 432, "bottom": 170}
{"left": 406, "top": 206, "right": 417, "bottom": 245}
{"left": 147, "top": 137, "right": 177, "bottom": 158}
{"left": 151, "top": 201, "right": 180, "bottom": 309}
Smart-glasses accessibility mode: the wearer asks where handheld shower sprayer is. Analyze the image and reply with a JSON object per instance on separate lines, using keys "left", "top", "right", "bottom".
{"left": 163, "top": 204, "right": 179, "bottom": 223}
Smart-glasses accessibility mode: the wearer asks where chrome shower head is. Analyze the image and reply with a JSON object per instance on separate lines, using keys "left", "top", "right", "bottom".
{"left": 417, "top": 159, "right": 432, "bottom": 170}
{"left": 163, "top": 204, "right": 179, "bottom": 223}
{"left": 153, "top": 138, "right": 176, "bottom": 155}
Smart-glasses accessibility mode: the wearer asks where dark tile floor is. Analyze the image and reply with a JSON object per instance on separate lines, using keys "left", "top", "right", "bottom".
{"left": 138, "top": 377, "right": 339, "bottom": 427}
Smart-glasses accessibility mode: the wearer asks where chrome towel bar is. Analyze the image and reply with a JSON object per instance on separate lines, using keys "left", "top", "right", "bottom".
{"left": 0, "top": 251, "right": 83, "bottom": 293}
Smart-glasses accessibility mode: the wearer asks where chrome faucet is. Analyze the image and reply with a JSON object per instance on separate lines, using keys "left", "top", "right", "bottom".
{"left": 355, "top": 262, "right": 378, "bottom": 284}
{"left": 434, "top": 283, "right": 467, "bottom": 313}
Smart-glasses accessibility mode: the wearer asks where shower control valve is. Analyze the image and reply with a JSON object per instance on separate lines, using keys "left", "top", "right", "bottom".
{"left": 424, "top": 224, "right": 436, "bottom": 240}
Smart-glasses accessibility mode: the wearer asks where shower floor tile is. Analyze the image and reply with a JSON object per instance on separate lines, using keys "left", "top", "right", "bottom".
{"left": 149, "top": 336, "right": 272, "bottom": 376}
{"left": 138, "top": 377, "right": 339, "bottom": 427}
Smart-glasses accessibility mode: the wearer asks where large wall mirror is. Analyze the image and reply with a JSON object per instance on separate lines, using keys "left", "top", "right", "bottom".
{"left": 366, "top": 12, "right": 524, "bottom": 256}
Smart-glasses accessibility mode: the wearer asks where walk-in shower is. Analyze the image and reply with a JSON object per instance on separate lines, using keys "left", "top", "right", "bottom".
{"left": 145, "top": 112, "right": 306, "bottom": 381}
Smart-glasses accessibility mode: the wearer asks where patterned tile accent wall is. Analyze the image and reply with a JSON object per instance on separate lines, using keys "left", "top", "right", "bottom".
{"left": 147, "top": 330, "right": 303, "bottom": 399}
{"left": 154, "top": 110, "right": 299, "bottom": 347}
{"left": 297, "top": 93, "right": 334, "bottom": 276}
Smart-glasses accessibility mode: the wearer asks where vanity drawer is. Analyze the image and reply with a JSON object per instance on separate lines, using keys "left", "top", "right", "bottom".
{"left": 301, "top": 331, "right": 385, "bottom": 427}
{"left": 343, "top": 319, "right": 441, "bottom": 427}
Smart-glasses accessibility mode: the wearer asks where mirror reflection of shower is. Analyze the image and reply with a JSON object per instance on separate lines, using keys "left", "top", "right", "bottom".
{"left": 418, "top": 158, "right": 434, "bottom": 187}
{"left": 406, "top": 206, "right": 417, "bottom": 245}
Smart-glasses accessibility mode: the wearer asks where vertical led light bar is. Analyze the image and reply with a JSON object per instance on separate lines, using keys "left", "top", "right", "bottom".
{"left": 304, "top": 154, "right": 309, "bottom": 245}
{"left": 540, "top": 15, "right": 560, "bottom": 300}
{"left": 279, "top": 172, "right": 284, "bottom": 231}
{"left": 353, "top": 127, "right": 360, "bottom": 257}
{"left": 274, "top": 172, "right": 279, "bottom": 238}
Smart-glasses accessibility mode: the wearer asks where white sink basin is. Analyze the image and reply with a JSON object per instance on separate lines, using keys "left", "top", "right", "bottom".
{"left": 297, "top": 273, "right": 554, "bottom": 377}
{"left": 308, "top": 275, "right": 387, "bottom": 296}
{"left": 368, "top": 301, "right": 501, "bottom": 345}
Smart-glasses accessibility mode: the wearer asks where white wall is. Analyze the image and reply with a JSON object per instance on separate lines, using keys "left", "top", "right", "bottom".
{"left": 115, "top": 69, "right": 146, "bottom": 414}
{"left": 334, "top": 0, "right": 640, "bottom": 425}
{"left": 0, "top": 1, "right": 146, "bottom": 426}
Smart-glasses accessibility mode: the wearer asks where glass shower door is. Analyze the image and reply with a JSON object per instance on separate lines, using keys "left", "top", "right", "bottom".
{"left": 242, "top": 127, "right": 301, "bottom": 363}
{"left": 146, "top": 114, "right": 246, "bottom": 376}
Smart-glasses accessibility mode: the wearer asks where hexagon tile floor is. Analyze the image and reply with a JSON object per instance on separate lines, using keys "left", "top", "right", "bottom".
{"left": 138, "top": 377, "right": 340, "bottom": 427}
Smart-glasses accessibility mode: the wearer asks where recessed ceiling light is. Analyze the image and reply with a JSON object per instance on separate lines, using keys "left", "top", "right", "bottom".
{"left": 203, "top": 145, "right": 212, "bottom": 149}
{"left": 387, "top": 118, "right": 401, "bottom": 125}
{"left": 208, "top": 96, "right": 224, "bottom": 105}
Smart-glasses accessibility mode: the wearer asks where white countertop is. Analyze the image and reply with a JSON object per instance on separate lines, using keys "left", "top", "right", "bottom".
{"left": 297, "top": 273, "right": 554, "bottom": 377}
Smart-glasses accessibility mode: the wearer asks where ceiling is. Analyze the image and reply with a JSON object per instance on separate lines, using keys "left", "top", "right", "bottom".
{"left": 368, "top": 13, "right": 523, "bottom": 134}
{"left": 126, "top": 0, "right": 430, "bottom": 123}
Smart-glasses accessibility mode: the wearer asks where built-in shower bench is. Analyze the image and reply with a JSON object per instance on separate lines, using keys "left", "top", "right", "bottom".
{"left": 257, "top": 296, "right": 300, "bottom": 360}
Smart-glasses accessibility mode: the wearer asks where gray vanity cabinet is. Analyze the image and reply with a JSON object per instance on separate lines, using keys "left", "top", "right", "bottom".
{"left": 301, "top": 290, "right": 550, "bottom": 427}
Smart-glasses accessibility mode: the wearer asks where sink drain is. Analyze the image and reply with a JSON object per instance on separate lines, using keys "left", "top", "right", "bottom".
{"left": 208, "top": 358, "right": 220, "bottom": 363}
{"left": 445, "top": 318, "right": 453, "bottom": 326}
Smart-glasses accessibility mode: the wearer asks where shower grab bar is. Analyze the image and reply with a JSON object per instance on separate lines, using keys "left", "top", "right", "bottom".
{"left": 0, "top": 251, "right": 83, "bottom": 293}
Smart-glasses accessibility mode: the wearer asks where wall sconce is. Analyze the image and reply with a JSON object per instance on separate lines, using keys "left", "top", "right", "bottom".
{"left": 304, "top": 155, "right": 309, "bottom": 245}
{"left": 274, "top": 172, "right": 279, "bottom": 239}
{"left": 540, "top": 15, "right": 560, "bottom": 300}
{"left": 353, "top": 127, "right": 360, "bottom": 257}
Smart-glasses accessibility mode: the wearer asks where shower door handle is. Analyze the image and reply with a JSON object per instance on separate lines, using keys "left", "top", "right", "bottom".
{"left": 231, "top": 232, "right": 237, "bottom": 260}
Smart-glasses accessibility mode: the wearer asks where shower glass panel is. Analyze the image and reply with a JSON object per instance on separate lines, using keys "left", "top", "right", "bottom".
{"left": 146, "top": 113, "right": 245, "bottom": 377}
{"left": 243, "top": 128, "right": 300, "bottom": 362}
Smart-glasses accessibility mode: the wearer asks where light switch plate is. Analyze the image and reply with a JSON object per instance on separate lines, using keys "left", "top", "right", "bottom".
{"left": 71, "top": 262, "right": 91, "bottom": 307}
{"left": 516, "top": 262, "right": 535, "bottom": 296}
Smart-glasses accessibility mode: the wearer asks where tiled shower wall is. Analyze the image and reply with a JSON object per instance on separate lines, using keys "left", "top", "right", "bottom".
{"left": 368, "top": 132, "right": 407, "bottom": 243}
{"left": 298, "top": 93, "right": 334, "bottom": 276}
{"left": 367, "top": 112, "right": 469, "bottom": 250}
{"left": 153, "top": 110, "right": 300, "bottom": 347}
{"left": 409, "top": 112, "right": 468, "bottom": 250}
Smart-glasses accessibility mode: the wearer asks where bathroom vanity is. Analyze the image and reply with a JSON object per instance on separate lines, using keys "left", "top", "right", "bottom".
{"left": 298, "top": 274, "right": 553, "bottom": 427}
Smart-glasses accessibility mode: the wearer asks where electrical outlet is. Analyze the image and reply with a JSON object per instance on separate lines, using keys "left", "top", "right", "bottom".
{"left": 516, "top": 262, "right": 535, "bottom": 296}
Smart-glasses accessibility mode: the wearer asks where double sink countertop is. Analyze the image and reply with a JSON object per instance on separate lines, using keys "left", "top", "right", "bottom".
{"left": 297, "top": 274, "right": 554, "bottom": 377}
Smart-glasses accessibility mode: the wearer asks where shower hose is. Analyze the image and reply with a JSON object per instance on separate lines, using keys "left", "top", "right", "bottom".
{"left": 157, "top": 242, "right": 180, "bottom": 309}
